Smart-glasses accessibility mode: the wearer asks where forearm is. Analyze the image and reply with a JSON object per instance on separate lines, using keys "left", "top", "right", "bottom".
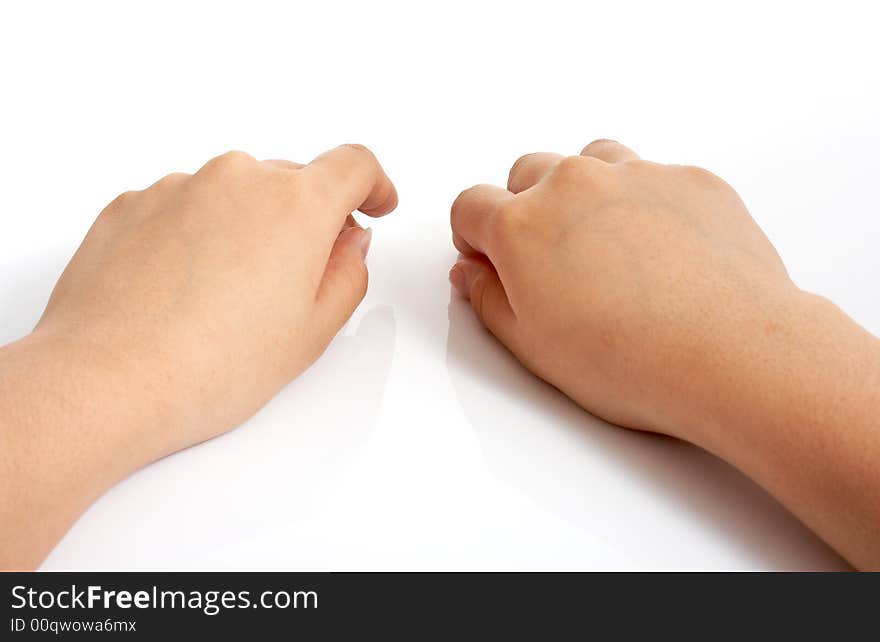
{"left": 0, "top": 332, "right": 152, "bottom": 569}
{"left": 683, "top": 291, "right": 880, "bottom": 570}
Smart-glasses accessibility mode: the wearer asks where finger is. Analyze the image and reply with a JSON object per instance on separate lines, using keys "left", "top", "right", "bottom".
{"left": 303, "top": 144, "right": 398, "bottom": 219}
{"left": 507, "top": 152, "right": 564, "bottom": 193}
{"left": 580, "top": 139, "right": 640, "bottom": 163}
{"left": 314, "top": 226, "right": 372, "bottom": 335}
{"left": 449, "top": 256, "right": 518, "bottom": 351}
{"left": 451, "top": 184, "right": 512, "bottom": 256}
{"left": 263, "top": 159, "right": 305, "bottom": 170}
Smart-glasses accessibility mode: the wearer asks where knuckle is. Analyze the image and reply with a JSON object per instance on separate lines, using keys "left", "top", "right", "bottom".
{"left": 451, "top": 184, "right": 490, "bottom": 223}
{"left": 508, "top": 152, "right": 538, "bottom": 183}
{"left": 104, "top": 190, "right": 141, "bottom": 211}
{"left": 337, "top": 143, "right": 378, "bottom": 169}
{"left": 155, "top": 172, "right": 189, "bottom": 189}
{"left": 549, "top": 155, "right": 609, "bottom": 191}
{"left": 581, "top": 138, "right": 619, "bottom": 155}
{"left": 551, "top": 155, "right": 596, "bottom": 184}
{"left": 339, "top": 142, "right": 373, "bottom": 157}
{"left": 221, "top": 149, "right": 256, "bottom": 165}
{"left": 103, "top": 189, "right": 140, "bottom": 214}
{"left": 678, "top": 164, "right": 722, "bottom": 186}
{"left": 201, "top": 150, "right": 257, "bottom": 175}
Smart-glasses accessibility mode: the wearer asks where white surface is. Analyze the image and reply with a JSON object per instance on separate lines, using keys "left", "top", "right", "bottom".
{"left": 1, "top": 1, "right": 877, "bottom": 570}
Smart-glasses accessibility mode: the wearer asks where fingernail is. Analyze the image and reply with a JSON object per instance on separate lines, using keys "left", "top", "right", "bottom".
{"left": 449, "top": 262, "right": 469, "bottom": 298}
{"left": 360, "top": 227, "right": 373, "bottom": 260}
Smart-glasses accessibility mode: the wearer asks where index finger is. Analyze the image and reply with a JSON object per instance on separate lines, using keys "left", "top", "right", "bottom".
{"left": 451, "top": 184, "right": 512, "bottom": 257}
{"left": 302, "top": 143, "right": 398, "bottom": 218}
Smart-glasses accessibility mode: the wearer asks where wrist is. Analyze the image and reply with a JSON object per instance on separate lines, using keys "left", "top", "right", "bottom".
{"left": 668, "top": 289, "right": 880, "bottom": 568}
{"left": 676, "top": 288, "right": 877, "bottom": 451}
{"left": 0, "top": 331, "right": 154, "bottom": 567}
{"left": 1, "top": 329, "right": 165, "bottom": 485}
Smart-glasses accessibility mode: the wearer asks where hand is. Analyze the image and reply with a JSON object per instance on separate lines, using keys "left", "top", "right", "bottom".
{"left": 449, "top": 139, "right": 792, "bottom": 438}
{"left": 449, "top": 139, "right": 880, "bottom": 568}
{"left": 0, "top": 145, "right": 396, "bottom": 568}
{"left": 37, "top": 145, "right": 396, "bottom": 457}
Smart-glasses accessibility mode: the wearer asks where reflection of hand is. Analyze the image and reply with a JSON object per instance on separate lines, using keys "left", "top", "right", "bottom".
{"left": 449, "top": 139, "right": 880, "bottom": 569}
{"left": 446, "top": 299, "right": 845, "bottom": 570}
{"left": 1, "top": 145, "right": 397, "bottom": 568}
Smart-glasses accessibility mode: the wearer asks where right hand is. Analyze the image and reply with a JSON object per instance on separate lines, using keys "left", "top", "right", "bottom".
{"left": 449, "top": 139, "right": 799, "bottom": 440}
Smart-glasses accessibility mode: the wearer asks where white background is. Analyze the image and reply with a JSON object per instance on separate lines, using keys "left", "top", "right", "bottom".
{"left": 1, "top": 1, "right": 877, "bottom": 569}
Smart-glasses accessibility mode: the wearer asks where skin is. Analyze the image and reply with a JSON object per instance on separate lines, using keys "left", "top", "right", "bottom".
{"left": 449, "top": 139, "right": 880, "bottom": 570}
{"left": 0, "top": 144, "right": 397, "bottom": 569}
{"left": 1, "top": 139, "right": 878, "bottom": 571}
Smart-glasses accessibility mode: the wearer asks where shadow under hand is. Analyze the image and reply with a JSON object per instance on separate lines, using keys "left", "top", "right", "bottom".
{"left": 43, "top": 305, "right": 397, "bottom": 569}
{"left": 446, "top": 294, "right": 847, "bottom": 570}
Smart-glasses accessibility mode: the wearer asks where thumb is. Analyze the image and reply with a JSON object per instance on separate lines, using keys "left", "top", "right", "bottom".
{"left": 315, "top": 226, "right": 372, "bottom": 331}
